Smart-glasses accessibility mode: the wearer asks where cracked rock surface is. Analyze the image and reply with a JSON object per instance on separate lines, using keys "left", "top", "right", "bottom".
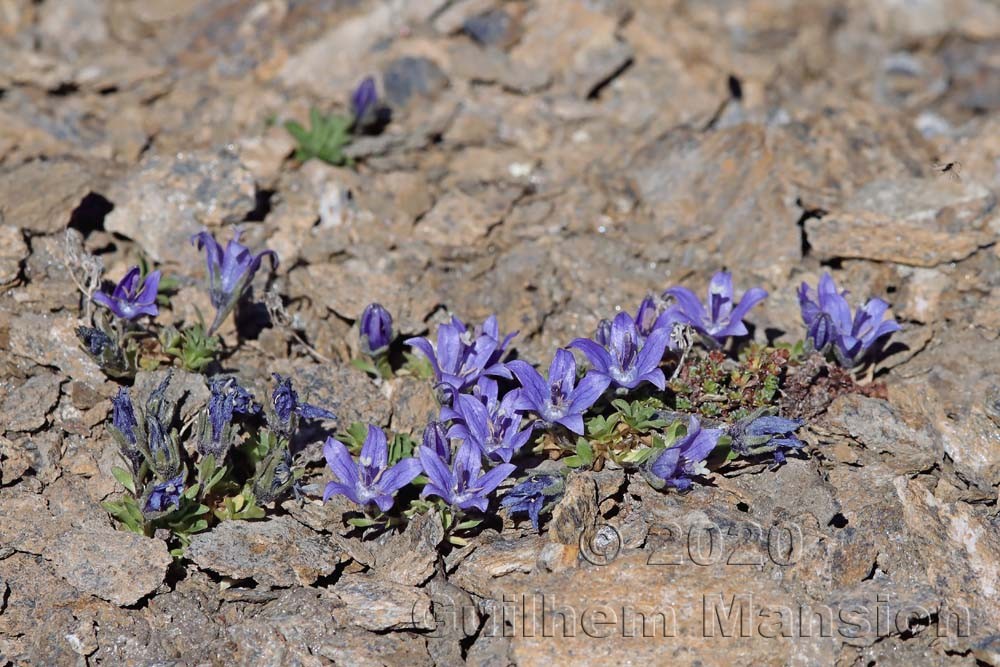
{"left": 1, "top": 0, "right": 999, "bottom": 664}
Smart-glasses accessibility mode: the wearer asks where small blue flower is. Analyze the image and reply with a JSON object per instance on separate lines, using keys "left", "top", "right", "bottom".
{"left": 664, "top": 271, "right": 767, "bottom": 345}
{"left": 93, "top": 266, "right": 161, "bottom": 321}
{"left": 419, "top": 440, "right": 515, "bottom": 512}
{"left": 647, "top": 416, "right": 721, "bottom": 491}
{"left": 200, "top": 377, "right": 259, "bottom": 457}
{"left": 271, "top": 374, "right": 335, "bottom": 433}
{"left": 447, "top": 378, "right": 533, "bottom": 463}
{"left": 191, "top": 229, "right": 278, "bottom": 335}
{"left": 728, "top": 412, "right": 805, "bottom": 465}
{"left": 422, "top": 420, "right": 451, "bottom": 461}
{"left": 360, "top": 303, "right": 393, "bottom": 356}
{"left": 799, "top": 273, "right": 900, "bottom": 367}
{"left": 351, "top": 76, "right": 378, "bottom": 124}
{"left": 145, "top": 473, "right": 184, "bottom": 513}
{"left": 570, "top": 312, "right": 670, "bottom": 391}
{"left": 405, "top": 315, "right": 514, "bottom": 395}
{"left": 508, "top": 349, "right": 610, "bottom": 435}
{"left": 500, "top": 473, "right": 563, "bottom": 531}
{"left": 111, "top": 387, "right": 138, "bottom": 446}
{"left": 323, "top": 425, "right": 422, "bottom": 512}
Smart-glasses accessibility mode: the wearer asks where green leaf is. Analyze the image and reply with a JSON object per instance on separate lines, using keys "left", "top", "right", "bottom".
{"left": 348, "top": 517, "right": 379, "bottom": 528}
{"left": 111, "top": 466, "right": 137, "bottom": 495}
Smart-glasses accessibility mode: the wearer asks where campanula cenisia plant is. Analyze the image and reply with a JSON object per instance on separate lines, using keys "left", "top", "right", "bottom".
{"left": 798, "top": 273, "right": 900, "bottom": 367}
{"left": 191, "top": 229, "right": 277, "bottom": 335}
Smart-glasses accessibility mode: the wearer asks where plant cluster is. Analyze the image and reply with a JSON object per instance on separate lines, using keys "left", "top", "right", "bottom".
{"left": 284, "top": 76, "right": 388, "bottom": 166}
{"left": 323, "top": 270, "right": 900, "bottom": 538}
{"left": 78, "top": 210, "right": 899, "bottom": 550}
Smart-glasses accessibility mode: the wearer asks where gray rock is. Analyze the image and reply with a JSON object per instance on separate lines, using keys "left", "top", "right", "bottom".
{"left": 0, "top": 225, "right": 28, "bottom": 287}
{"left": 104, "top": 148, "right": 256, "bottom": 262}
{"left": 805, "top": 178, "right": 999, "bottom": 267}
{"left": 187, "top": 516, "right": 342, "bottom": 587}
{"left": 0, "top": 159, "right": 105, "bottom": 234}
{"left": 463, "top": 9, "right": 515, "bottom": 46}
{"left": 44, "top": 528, "right": 171, "bottom": 606}
{"left": 891, "top": 329, "right": 1000, "bottom": 490}
{"left": 328, "top": 572, "right": 434, "bottom": 631}
{"left": 0, "top": 373, "right": 63, "bottom": 434}
{"left": 7, "top": 313, "right": 108, "bottom": 391}
{"left": 382, "top": 57, "right": 450, "bottom": 109}
{"left": 821, "top": 394, "right": 940, "bottom": 473}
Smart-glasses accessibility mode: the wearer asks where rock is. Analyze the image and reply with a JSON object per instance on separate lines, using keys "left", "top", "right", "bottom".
{"left": 222, "top": 587, "right": 431, "bottom": 666}
{"left": 188, "top": 516, "right": 342, "bottom": 587}
{"left": 0, "top": 225, "right": 28, "bottom": 286}
{"left": 450, "top": 534, "right": 545, "bottom": 597}
{"left": 44, "top": 528, "right": 171, "bottom": 606}
{"left": 367, "top": 511, "right": 444, "bottom": 586}
{"left": 6, "top": 312, "right": 108, "bottom": 391}
{"left": 821, "top": 394, "right": 940, "bottom": 473}
{"left": 385, "top": 375, "right": 438, "bottom": 436}
{"left": 293, "top": 249, "right": 439, "bottom": 337}
{"left": 0, "top": 436, "right": 33, "bottom": 484}
{"left": 278, "top": 0, "right": 449, "bottom": 97}
{"left": 0, "top": 553, "right": 101, "bottom": 665}
{"left": 104, "top": 149, "right": 256, "bottom": 262}
{"left": 0, "top": 159, "right": 105, "bottom": 234}
{"left": 415, "top": 190, "right": 502, "bottom": 245}
{"left": 628, "top": 124, "right": 800, "bottom": 280}
{"left": 870, "top": 0, "right": 1000, "bottom": 42}
{"left": 890, "top": 329, "right": 1000, "bottom": 490}
{"left": 0, "top": 373, "right": 62, "bottom": 433}
{"left": 381, "top": 56, "right": 450, "bottom": 109}
{"left": 511, "top": 0, "right": 627, "bottom": 97}
{"left": 432, "top": 0, "right": 494, "bottom": 35}
{"left": 805, "top": 178, "right": 999, "bottom": 266}
{"left": 291, "top": 363, "right": 391, "bottom": 429}
{"left": 463, "top": 9, "right": 517, "bottom": 47}
{"left": 328, "top": 572, "right": 434, "bottom": 631}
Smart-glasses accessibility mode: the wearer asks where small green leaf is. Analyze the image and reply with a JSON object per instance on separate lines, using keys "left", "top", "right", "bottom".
{"left": 111, "top": 466, "right": 137, "bottom": 495}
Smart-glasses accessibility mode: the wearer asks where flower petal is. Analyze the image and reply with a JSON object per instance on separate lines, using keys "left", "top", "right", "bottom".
{"left": 323, "top": 438, "right": 359, "bottom": 488}
{"left": 378, "top": 458, "right": 423, "bottom": 495}
{"left": 568, "top": 338, "right": 612, "bottom": 374}
{"left": 361, "top": 424, "right": 389, "bottom": 471}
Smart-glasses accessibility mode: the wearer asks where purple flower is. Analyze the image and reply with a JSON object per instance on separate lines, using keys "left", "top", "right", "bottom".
{"left": 647, "top": 416, "right": 721, "bottom": 491}
{"left": 728, "top": 412, "right": 804, "bottom": 465}
{"left": 111, "top": 387, "right": 138, "bottom": 446}
{"left": 360, "top": 303, "right": 393, "bottom": 356}
{"left": 271, "top": 374, "right": 335, "bottom": 432}
{"left": 570, "top": 312, "right": 670, "bottom": 391}
{"left": 635, "top": 295, "right": 678, "bottom": 342}
{"left": 405, "top": 315, "right": 514, "bottom": 394}
{"left": 447, "top": 379, "right": 533, "bottom": 463}
{"left": 191, "top": 229, "right": 278, "bottom": 334}
{"left": 422, "top": 420, "right": 451, "bottom": 461}
{"left": 93, "top": 266, "right": 161, "bottom": 321}
{"left": 798, "top": 273, "right": 901, "bottom": 367}
{"left": 507, "top": 349, "right": 610, "bottom": 434}
{"left": 419, "top": 440, "right": 516, "bottom": 512}
{"left": 664, "top": 271, "right": 767, "bottom": 344}
{"left": 323, "top": 425, "right": 422, "bottom": 512}
{"left": 351, "top": 76, "right": 378, "bottom": 123}
{"left": 145, "top": 473, "right": 184, "bottom": 513}
{"left": 199, "top": 377, "right": 259, "bottom": 457}
{"left": 594, "top": 318, "right": 612, "bottom": 346}
{"left": 499, "top": 473, "right": 563, "bottom": 531}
